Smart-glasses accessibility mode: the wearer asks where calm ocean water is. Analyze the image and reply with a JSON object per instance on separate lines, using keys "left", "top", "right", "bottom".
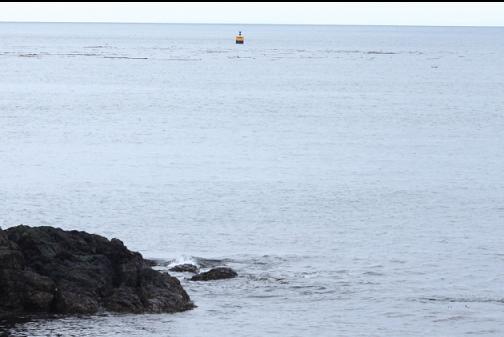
{"left": 1, "top": 23, "right": 504, "bottom": 336}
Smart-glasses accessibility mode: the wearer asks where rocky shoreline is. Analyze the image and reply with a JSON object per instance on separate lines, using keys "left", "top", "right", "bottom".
{"left": 0, "top": 226, "right": 195, "bottom": 319}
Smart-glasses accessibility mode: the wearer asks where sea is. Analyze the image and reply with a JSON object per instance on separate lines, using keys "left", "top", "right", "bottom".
{"left": 1, "top": 23, "right": 504, "bottom": 336}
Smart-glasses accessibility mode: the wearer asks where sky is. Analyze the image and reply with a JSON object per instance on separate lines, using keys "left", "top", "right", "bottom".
{"left": 0, "top": 2, "right": 503, "bottom": 26}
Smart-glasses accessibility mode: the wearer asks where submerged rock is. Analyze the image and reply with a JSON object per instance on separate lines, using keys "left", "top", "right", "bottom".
{"left": 190, "top": 267, "right": 237, "bottom": 281}
{"left": 0, "top": 226, "right": 194, "bottom": 319}
{"left": 169, "top": 264, "right": 199, "bottom": 273}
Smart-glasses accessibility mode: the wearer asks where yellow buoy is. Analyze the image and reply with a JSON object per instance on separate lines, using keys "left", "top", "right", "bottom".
{"left": 235, "top": 31, "right": 244, "bottom": 44}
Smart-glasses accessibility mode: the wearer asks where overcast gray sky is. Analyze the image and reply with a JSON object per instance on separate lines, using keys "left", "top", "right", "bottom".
{"left": 0, "top": 2, "right": 503, "bottom": 26}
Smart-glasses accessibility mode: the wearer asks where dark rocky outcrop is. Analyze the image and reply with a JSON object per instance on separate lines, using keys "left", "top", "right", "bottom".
{"left": 190, "top": 267, "right": 237, "bottom": 281}
{"left": 0, "top": 226, "right": 194, "bottom": 319}
{"left": 169, "top": 264, "right": 199, "bottom": 273}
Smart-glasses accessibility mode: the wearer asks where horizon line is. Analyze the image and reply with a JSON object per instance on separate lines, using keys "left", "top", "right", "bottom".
{"left": 0, "top": 21, "right": 503, "bottom": 28}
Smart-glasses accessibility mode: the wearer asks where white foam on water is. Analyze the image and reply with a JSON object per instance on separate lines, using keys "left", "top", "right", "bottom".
{"left": 166, "top": 255, "right": 199, "bottom": 268}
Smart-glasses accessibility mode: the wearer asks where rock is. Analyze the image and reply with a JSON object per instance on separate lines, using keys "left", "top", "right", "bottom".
{"left": 190, "top": 267, "right": 237, "bottom": 281}
{"left": 169, "top": 264, "right": 199, "bottom": 273}
{"left": 144, "top": 259, "right": 158, "bottom": 267}
{"left": 0, "top": 226, "right": 194, "bottom": 319}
